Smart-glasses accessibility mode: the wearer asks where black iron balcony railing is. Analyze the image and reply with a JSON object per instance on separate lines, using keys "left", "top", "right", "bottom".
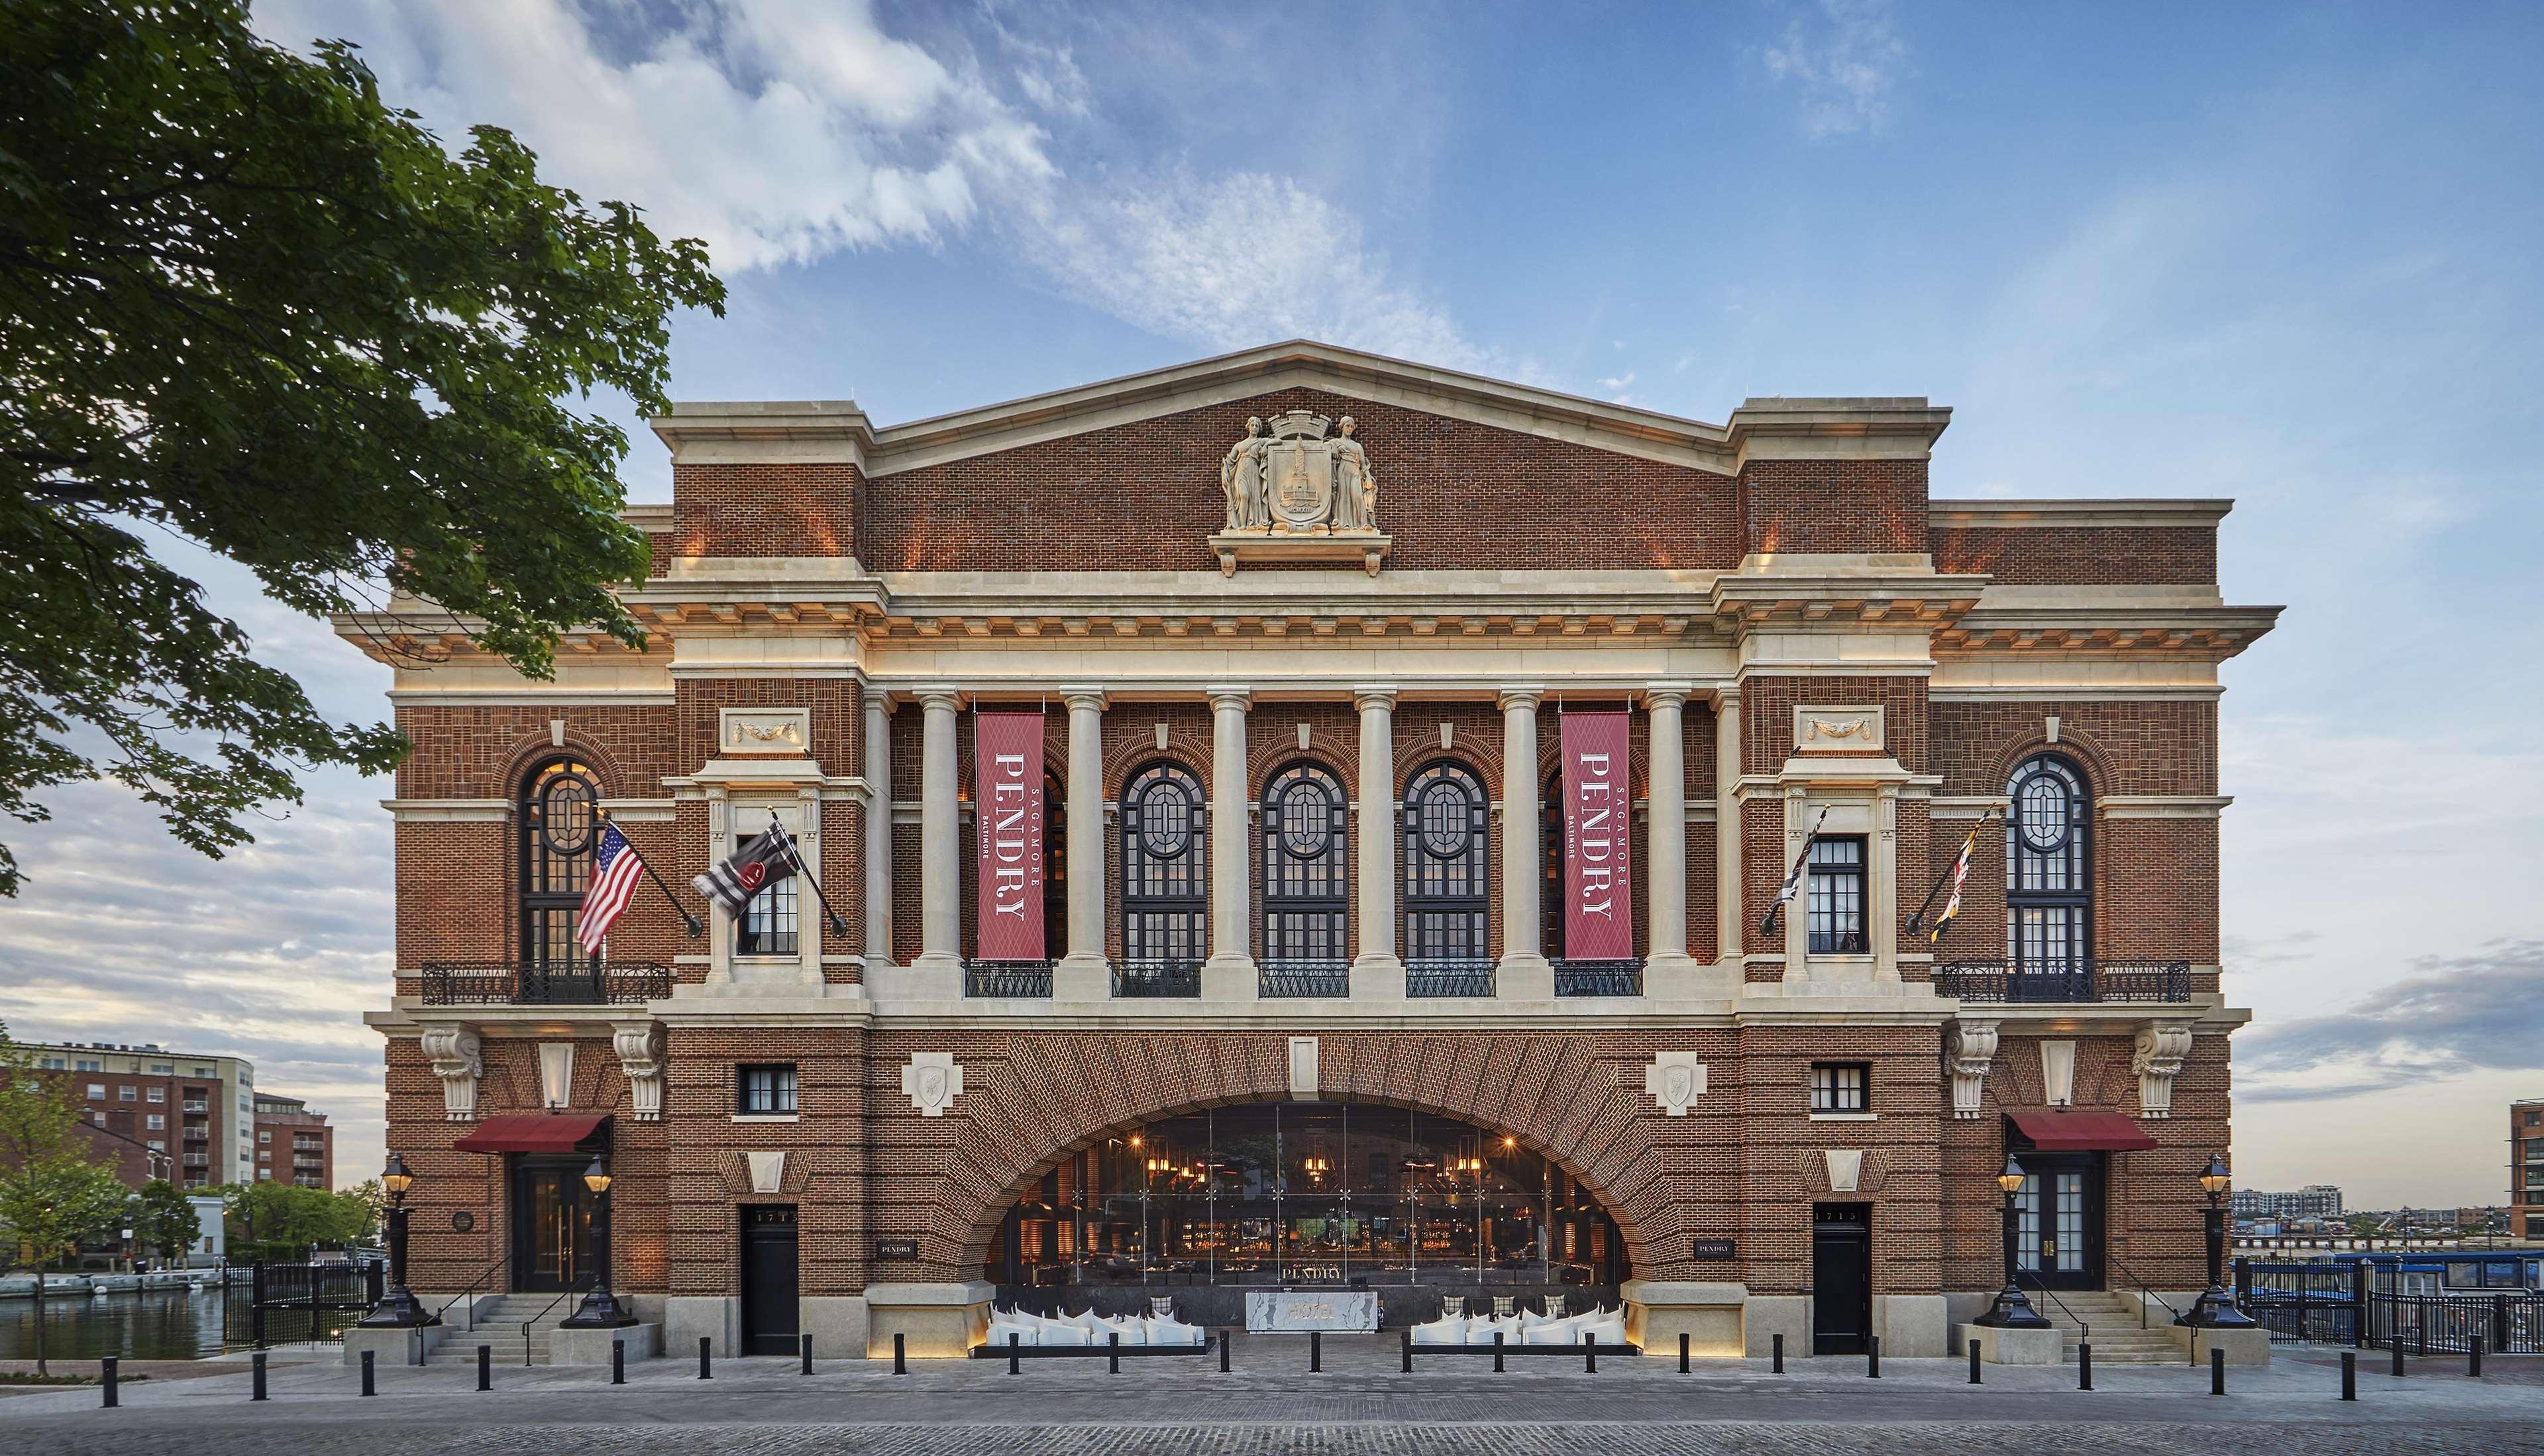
{"left": 1259, "top": 958, "right": 1350, "bottom": 998}
{"left": 1552, "top": 959, "right": 1644, "bottom": 998}
{"left": 1113, "top": 957, "right": 1202, "bottom": 999}
{"left": 1406, "top": 957, "right": 1497, "bottom": 998}
{"left": 964, "top": 959, "right": 1055, "bottom": 998}
{"left": 417, "top": 961, "right": 673, "bottom": 1006}
{"left": 1933, "top": 959, "right": 2192, "bottom": 1004}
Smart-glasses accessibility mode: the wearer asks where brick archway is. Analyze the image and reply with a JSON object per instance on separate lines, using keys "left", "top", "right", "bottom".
{"left": 932, "top": 1031, "right": 1674, "bottom": 1277}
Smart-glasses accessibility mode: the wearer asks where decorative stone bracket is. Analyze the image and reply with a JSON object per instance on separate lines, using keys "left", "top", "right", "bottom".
{"left": 420, "top": 1025, "right": 483, "bottom": 1122}
{"left": 1944, "top": 1019, "right": 1998, "bottom": 1120}
{"left": 613, "top": 1023, "right": 666, "bottom": 1122}
{"left": 1644, "top": 1053, "right": 1708, "bottom": 1117}
{"left": 2130, "top": 1021, "right": 2195, "bottom": 1119}
{"left": 901, "top": 1052, "right": 965, "bottom": 1118}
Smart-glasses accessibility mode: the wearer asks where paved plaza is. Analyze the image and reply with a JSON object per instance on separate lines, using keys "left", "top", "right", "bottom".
{"left": 2, "top": 1337, "right": 2541, "bottom": 1455}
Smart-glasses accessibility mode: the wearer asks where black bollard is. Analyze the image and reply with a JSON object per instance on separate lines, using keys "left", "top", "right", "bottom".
{"left": 360, "top": 1349, "right": 374, "bottom": 1398}
{"left": 1108, "top": 1330, "right": 1121, "bottom": 1376}
{"left": 894, "top": 1332, "right": 906, "bottom": 1376}
{"left": 2078, "top": 1341, "right": 2093, "bottom": 1390}
{"left": 802, "top": 1332, "right": 813, "bottom": 1376}
{"left": 103, "top": 1356, "right": 119, "bottom": 1408}
{"left": 2341, "top": 1349, "right": 2357, "bottom": 1400}
{"left": 1310, "top": 1329, "right": 1322, "bottom": 1373}
{"left": 252, "top": 1350, "right": 268, "bottom": 1402}
{"left": 1679, "top": 1331, "right": 1690, "bottom": 1374}
{"left": 699, "top": 1335, "right": 713, "bottom": 1380}
{"left": 1867, "top": 1334, "right": 1880, "bottom": 1379}
{"left": 1220, "top": 1331, "right": 1232, "bottom": 1373}
{"left": 2469, "top": 1335, "right": 2483, "bottom": 1378}
{"left": 1585, "top": 1331, "right": 1597, "bottom": 1375}
{"left": 478, "top": 1343, "right": 490, "bottom": 1392}
{"left": 1401, "top": 1328, "right": 1412, "bottom": 1373}
{"left": 1969, "top": 1339, "right": 1983, "bottom": 1384}
{"left": 1009, "top": 1331, "right": 1022, "bottom": 1375}
{"left": 1493, "top": 1330, "right": 1505, "bottom": 1373}
{"left": 1772, "top": 1331, "right": 1784, "bottom": 1374}
{"left": 2210, "top": 1345, "right": 2225, "bottom": 1396}
{"left": 612, "top": 1339, "right": 625, "bottom": 1385}
{"left": 2390, "top": 1339, "right": 2405, "bottom": 1378}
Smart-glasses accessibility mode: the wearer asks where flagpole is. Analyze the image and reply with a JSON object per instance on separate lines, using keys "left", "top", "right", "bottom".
{"left": 769, "top": 809, "right": 852, "bottom": 937}
{"left": 1905, "top": 808, "right": 1997, "bottom": 938}
{"left": 596, "top": 807, "right": 704, "bottom": 937}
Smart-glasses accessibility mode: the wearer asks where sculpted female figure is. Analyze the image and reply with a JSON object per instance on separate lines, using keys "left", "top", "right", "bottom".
{"left": 1330, "top": 416, "right": 1377, "bottom": 533}
{"left": 1221, "top": 417, "right": 1271, "bottom": 531}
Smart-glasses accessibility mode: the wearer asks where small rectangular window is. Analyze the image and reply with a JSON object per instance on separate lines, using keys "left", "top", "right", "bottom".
{"left": 736, "top": 879, "right": 800, "bottom": 957}
{"left": 1811, "top": 1063, "right": 1870, "bottom": 1114}
{"left": 119, "top": 1085, "right": 136, "bottom": 1101}
{"left": 1807, "top": 837, "right": 1868, "bottom": 953}
{"left": 146, "top": 1114, "right": 164, "bottom": 1130}
{"left": 87, "top": 1083, "right": 105, "bottom": 1100}
{"left": 258, "top": 1129, "right": 270, "bottom": 1143}
{"left": 737, "top": 1064, "right": 799, "bottom": 1115}
{"left": 146, "top": 1087, "right": 164, "bottom": 1103}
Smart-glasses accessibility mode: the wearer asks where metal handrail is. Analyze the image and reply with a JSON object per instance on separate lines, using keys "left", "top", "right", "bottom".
{"left": 516, "top": 1276, "right": 596, "bottom": 1366}
{"left": 419, "top": 960, "right": 673, "bottom": 1006}
{"left": 1259, "top": 957, "right": 1349, "bottom": 998}
{"left": 1934, "top": 958, "right": 2191, "bottom": 1004}
{"left": 1113, "top": 957, "right": 1202, "bottom": 998}
{"left": 1550, "top": 959, "right": 1643, "bottom": 997}
{"left": 1406, "top": 957, "right": 1496, "bottom": 998}
{"left": 963, "top": 959, "right": 1055, "bottom": 997}
{"left": 434, "top": 1254, "right": 508, "bottom": 1332}
{"left": 2014, "top": 1271, "right": 2088, "bottom": 1342}
{"left": 2103, "top": 1248, "right": 2186, "bottom": 1330}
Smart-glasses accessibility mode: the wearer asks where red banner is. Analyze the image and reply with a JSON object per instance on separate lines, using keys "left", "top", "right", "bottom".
{"left": 1560, "top": 711, "right": 1634, "bottom": 961}
{"left": 973, "top": 712, "right": 1045, "bottom": 961}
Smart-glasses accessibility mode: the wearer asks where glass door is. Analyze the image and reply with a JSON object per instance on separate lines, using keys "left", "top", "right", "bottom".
{"left": 2010, "top": 1153, "right": 2103, "bottom": 1290}
{"left": 509, "top": 1155, "right": 594, "bottom": 1292}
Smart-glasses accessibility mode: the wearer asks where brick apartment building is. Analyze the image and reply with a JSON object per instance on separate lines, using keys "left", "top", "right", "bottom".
{"left": 2516, "top": 1098, "right": 2543, "bottom": 1239}
{"left": 254, "top": 1094, "right": 336, "bottom": 1189}
{"left": 342, "top": 342, "right": 2276, "bottom": 1359}
{"left": 23, "top": 1041, "right": 256, "bottom": 1190}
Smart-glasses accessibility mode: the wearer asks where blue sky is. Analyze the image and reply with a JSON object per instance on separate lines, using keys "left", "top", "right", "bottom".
{"left": 3, "top": 0, "right": 2538, "bottom": 1207}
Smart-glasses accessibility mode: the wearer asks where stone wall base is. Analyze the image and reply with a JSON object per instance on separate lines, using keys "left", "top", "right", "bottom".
{"left": 1619, "top": 1279, "right": 1744, "bottom": 1357}
{"left": 341, "top": 1324, "right": 445, "bottom": 1368}
{"left": 1741, "top": 1294, "right": 1809, "bottom": 1358}
{"left": 551, "top": 1323, "right": 659, "bottom": 1365}
{"left": 1957, "top": 1322, "right": 2062, "bottom": 1365}
{"left": 665, "top": 1296, "right": 739, "bottom": 1358}
{"left": 867, "top": 1280, "right": 991, "bottom": 1359}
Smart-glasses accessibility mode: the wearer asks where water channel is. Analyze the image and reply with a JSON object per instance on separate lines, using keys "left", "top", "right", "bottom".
{"left": 0, "top": 1284, "right": 270, "bottom": 1361}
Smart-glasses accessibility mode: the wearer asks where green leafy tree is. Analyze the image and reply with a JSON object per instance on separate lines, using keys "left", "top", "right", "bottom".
{"left": 128, "top": 1177, "right": 201, "bottom": 1264}
{"left": 0, "top": 0, "right": 725, "bottom": 894}
{"left": 0, "top": 1159, "right": 130, "bottom": 1374}
{"left": 223, "top": 1178, "right": 368, "bottom": 1257}
{"left": 0, "top": 1019, "right": 84, "bottom": 1167}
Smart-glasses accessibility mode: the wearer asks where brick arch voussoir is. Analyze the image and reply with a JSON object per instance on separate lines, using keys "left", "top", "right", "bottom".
{"left": 1985, "top": 729, "right": 2118, "bottom": 802}
{"left": 495, "top": 729, "right": 635, "bottom": 804}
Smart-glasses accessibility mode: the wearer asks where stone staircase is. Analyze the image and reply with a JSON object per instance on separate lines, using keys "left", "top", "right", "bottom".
{"left": 2032, "top": 1288, "right": 2190, "bottom": 1365}
{"left": 424, "top": 1292, "right": 586, "bottom": 1367}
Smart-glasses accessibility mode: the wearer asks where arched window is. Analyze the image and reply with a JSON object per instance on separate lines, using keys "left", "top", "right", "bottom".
{"left": 2006, "top": 754, "right": 2091, "bottom": 983}
{"left": 1120, "top": 762, "right": 1206, "bottom": 979}
{"left": 1402, "top": 760, "right": 1489, "bottom": 976}
{"left": 519, "top": 758, "right": 600, "bottom": 974}
{"left": 1261, "top": 762, "right": 1348, "bottom": 972}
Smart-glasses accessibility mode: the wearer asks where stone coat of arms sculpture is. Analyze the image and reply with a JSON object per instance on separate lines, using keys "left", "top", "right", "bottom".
{"left": 1210, "top": 409, "right": 1391, "bottom": 575}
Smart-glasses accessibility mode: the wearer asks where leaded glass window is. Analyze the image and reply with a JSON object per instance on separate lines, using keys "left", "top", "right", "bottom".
{"left": 519, "top": 758, "right": 600, "bottom": 970}
{"left": 1401, "top": 760, "right": 1488, "bottom": 964}
{"left": 2005, "top": 754, "right": 2091, "bottom": 976}
{"left": 1806, "top": 837, "right": 1866, "bottom": 953}
{"left": 1122, "top": 762, "right": 1207, "bottom": 964}
{"left": 1262, "top": 762, "right": 1347, "bottom": 962}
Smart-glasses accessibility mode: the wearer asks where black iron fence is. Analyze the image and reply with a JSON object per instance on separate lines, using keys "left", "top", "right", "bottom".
{"left": 1552, "top": 960, "right": 1642, "bottom": 998}
{"left": 1113, "top": 958, "right": 1202, "bottom": 998}
{"left": 2368, "top": 1290, "right": 2544, "bottom": 1355}
{"left": 965, "top": 959, "right": 1055, "bottom": 997}
{"left": 419, "top": 961, "right": 673, "bottom": 1006}
{"left": 2238, "top": 1258, "right": 2544, "bottom": 1352}
{"left": 2242, "top": 1260, "right": 2360, "bottom": 1345}
{"left": 222, "top": 1261, "right": 382, "bottom": 1350}
{"left": 1406, "top": 958, "right": 1496, "bottom": 998}
{"left": 1259, "top": 959, "right": 1350, "bottom": 998}
{"left": 1933, "top": 958, "right": 2191, "bottom": 1004}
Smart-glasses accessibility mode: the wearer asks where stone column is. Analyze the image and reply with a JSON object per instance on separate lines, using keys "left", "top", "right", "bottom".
{"left": 1497, "top": 687, "right": 1552, "bottom": 1000}
{"left": 1203, "top": 686, "right": 1259, "bottom": 1001}
{"left": 910, "top": 686, "right": 963, "bottom": 988}
{"left": 1055, "top": 688, "right": 1110, "bottom": 1000}
{"left": 1714, "top": 683, "right": 1743, "bottom": 970}
{"left": 1644, "top": 682, "right": 1700, "bottom": 994}
{"left": 1348, "top": 687, "right": 1403, "bottom": 999}
{"left": 862, "top": 691, "right": 895, "bottom": 976}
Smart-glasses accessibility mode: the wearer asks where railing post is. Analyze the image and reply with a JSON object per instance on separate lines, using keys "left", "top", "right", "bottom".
{"left": 2493, "top": 1293, "right": 2512, "bottom": 1356}
{"left": 2351, "top": 1261, "right": 2369, "bottom": 1349}
{"left": 612, "top": 1338, "right": 624, "bottom": 1384}
{"left": 2234, "top": 1256, "right": 2252, "bottom": 1312}
{"left": 102, "top": 1356, "right": 119, "bottom": 1408}
{"left": 252, "top": 1261, "right": 267, "bottom": 1350}
{"left": 360, "top": 1348, "right": 374, "bottom": 1398}
{"left": 252, "top": 1350, "right": 268, "bottom": 1401}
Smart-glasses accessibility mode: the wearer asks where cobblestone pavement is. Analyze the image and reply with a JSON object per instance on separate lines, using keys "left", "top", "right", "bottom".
{"left": 2, "top": 1338, "right": 2539, "bottom": 1455}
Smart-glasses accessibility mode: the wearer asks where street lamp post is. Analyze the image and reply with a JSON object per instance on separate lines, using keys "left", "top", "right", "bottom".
{"left": 561, "top": 1156, "right": 637, "bottom": 1328}
{"left": 2180, "top": 1152, "right": 2258, "bottom": 1329}
{"left": 1971, "top": 1154, "right": 2050, "bottom": 1328}
{"left": 358, "top": 1153, "right": 438, "bottom": 1327}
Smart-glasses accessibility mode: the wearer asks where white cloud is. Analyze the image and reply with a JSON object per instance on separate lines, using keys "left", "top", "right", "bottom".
{"left": 1758, "top": 0, "right": 1909, "bottom": 139}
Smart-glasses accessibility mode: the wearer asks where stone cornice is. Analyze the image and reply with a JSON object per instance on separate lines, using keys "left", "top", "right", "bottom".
{"left": 1931, "top": 499, "right": 2235, "bottom": 531}
{"left": 1935, "top": 605, "right": 2282, "bottom": 661}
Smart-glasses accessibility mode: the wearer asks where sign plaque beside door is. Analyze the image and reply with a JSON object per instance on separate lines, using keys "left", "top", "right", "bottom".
{"left": 874, "top": 1238, "right": 918, "bottom": 1260}
{"left": 1691, "top": 1237, "right": 1736, "bottom": 1259}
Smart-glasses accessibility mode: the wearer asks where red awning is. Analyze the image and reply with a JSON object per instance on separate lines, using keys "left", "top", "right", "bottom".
{"left": 450, "top": 1114, "right": 608, "bottom": 1155}
{"left": 2005, "top": 1108, "right": 2159, "bottom": 1152}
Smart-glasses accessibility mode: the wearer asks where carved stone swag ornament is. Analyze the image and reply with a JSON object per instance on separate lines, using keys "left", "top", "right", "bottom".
{"left": 1209, "top": 409, "right": 1392, "bottom": 575}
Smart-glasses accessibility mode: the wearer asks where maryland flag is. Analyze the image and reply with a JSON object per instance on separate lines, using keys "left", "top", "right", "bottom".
{"left": 1907, "top": 813, "right": 1994, "bottom": 943}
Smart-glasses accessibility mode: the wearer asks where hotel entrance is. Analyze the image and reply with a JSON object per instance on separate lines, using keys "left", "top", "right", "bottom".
{"left": 509, "top": 1153, "right": 599, "bottom": 1293}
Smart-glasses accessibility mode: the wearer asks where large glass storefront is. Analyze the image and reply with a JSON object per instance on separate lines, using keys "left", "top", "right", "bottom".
{"left": 984, "top": 1100, "right": 1628, "bottom": 1290}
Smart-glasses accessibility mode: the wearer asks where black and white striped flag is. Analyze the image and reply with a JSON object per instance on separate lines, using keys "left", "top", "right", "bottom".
{"left": 691, "top": 825, "right": 796, "bottom": 917}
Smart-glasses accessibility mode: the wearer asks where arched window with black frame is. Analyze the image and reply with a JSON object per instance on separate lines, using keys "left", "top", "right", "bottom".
{"left": 1402, "top": 760, "right": 1489, "bottom": 994}
{"left": 519, "top": 757, "right": 602, "bottom": 996}
{"left": 1261, "top": 762, "right": 1348, "bottom": 994}
{"left": 1120, "top": 762, "right": 1206, "bottom": 996}
{"left": 2005, "top": 753, "right": 2092, "bottom": 995}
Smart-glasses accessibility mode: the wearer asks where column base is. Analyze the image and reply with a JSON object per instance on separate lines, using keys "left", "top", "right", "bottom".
{"left": 1202, "top": 955, "right": 1261, "bottom": 1002}
{"left": 1643, "top": 953, "right": 1728, "bottom": 999}
{"left": 1496, "top": 953, "right": 1552, "bottom": 1000}
{"left": 1053, "top": 953, "right": 1111, "bottom": 1000}
{"left": 1348, "top": 954, "right": 1405, "bottom": 1002}
{"left": 873, "top": 953, "right": 963, "bottom": 1002}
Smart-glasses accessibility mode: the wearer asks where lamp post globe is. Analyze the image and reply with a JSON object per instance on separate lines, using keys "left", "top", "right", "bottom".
{"left": 1972, "top": 1154, "right": 2050, "bottom": 1329}
{"left": 2180, "top": 1152, "right": 2258, "bottom": 1329}
{"left": 561, "top": 1155, "right": 637, "bottom": 1329}
{"left": 358, "top": 1153, "right": 439, "bottom": 1328}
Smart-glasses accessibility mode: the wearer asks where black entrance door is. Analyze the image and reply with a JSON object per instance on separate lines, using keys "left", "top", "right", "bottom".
{"left": 509, "top": 1155, "right": 596, "bottom": 1292}
{"left": 2012, "top": 1153, "right": 2105, "bottom": 1290}
{"left": 742, "top": 1205, "right": 800, "bottom": 1355}
{"left": 1811, "top": 1203, "right": 1872, "bottom": 1355}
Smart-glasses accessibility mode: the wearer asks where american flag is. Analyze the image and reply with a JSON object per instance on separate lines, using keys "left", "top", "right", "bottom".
{"left": 577, "top": 820, "right": 645, "bottom": 953}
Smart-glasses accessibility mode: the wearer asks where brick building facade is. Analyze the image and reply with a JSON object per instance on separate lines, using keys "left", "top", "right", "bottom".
{"left": 343, "top": 342, "right": 2276, "bottom": 1360}
{"left": 253, "top": 1094, "right": 336, "bottom": 1189}
{"left": 21, "top": 1041, "right": 256, "bottom": 1190}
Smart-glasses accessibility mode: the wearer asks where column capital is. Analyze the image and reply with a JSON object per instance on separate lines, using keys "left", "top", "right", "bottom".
{"left": 1061, "top": 687, "right": 1108, "bottom": 714}
{"left": 1711, "top": 680, "right": 1742, "bottom": 710}
{"left": 863, "top": 689, "right": 898, "bottom": 716}
{"left": 1352, "top": 686, "right": 1399, "bottom": 713}
{"left": 915, "top": 685, "right": 963, "bottom": 713}
{"left": 1642, "top": 681, "right": 1695, "bottom": 712}
{"left": 1497, "top": 685, "right": 1547, "bottom": 712}
{"left": 1205, "top": 685, "right": 1253, "bottom": 712}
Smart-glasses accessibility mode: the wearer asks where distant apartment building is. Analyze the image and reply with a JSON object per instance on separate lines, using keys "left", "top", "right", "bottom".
{"left": 24, "top": 1041, "right": 256, "bottom": 1190}
{"left": 253, "top": 1093, "right": 335, "bottom": 1189}
{"left": 2515, "top": 1098, "right": 2544, "bottom": 1239}
{"left": 2233, "top": 1184, "right": 2345, "bottom": 1222}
